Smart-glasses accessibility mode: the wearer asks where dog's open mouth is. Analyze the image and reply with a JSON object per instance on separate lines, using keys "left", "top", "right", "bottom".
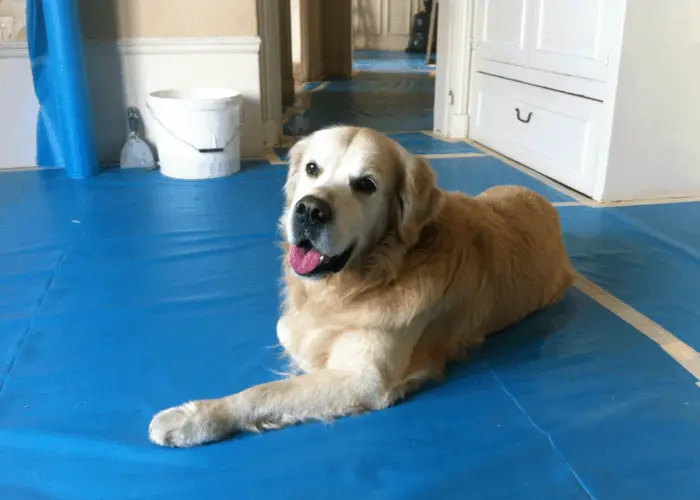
{"left": 289, "top": 241, "right": 353, "bottom": 276}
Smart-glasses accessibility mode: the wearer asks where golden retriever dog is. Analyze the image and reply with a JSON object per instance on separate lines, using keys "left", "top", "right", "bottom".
{"left": 149, "top": 126, "right": 574, "bottom": 447}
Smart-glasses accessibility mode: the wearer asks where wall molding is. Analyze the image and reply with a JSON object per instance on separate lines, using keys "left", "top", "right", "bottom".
{"left": 0, "top": 41, "right": 29, "bottom": 59}
{"left": 0, "top": 37, "right": 262, "bottom": 58}
{"left": 434, "top": 0, "right": 474, "bottom": 139}
{"left": 85, "top": 36, "right": 261, "bottom": 56}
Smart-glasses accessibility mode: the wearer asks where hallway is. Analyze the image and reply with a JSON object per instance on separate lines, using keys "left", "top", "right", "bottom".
{"left": 282, "top": 50, "right": 436, "bottom": 138}
{"left": 0, "top": 51, "right": 699, "bottom": 499}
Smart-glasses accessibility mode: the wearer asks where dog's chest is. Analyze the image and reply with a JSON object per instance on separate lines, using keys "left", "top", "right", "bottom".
{"left": 276, "top": 314, "right": 342, "bottom": 373}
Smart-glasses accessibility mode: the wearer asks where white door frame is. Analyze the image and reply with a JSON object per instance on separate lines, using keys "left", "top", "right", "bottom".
{"left": 260, "top": 0, "right": 475, "bottom": 144}
{"left": 433, "top": 0, "right": 475, "bottom": 139}
{"left": 258, "top": 0, "right": 283, "bottom": 147}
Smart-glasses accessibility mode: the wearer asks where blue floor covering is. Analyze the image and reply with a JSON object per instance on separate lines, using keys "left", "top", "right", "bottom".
{"left": 1, "top": 51, "right": 700, "bottom": 499}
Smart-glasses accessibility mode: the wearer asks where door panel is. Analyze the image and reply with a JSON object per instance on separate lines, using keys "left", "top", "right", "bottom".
{"left": 473, "top": 0, "right": 530, "bottom": 66}
{"left": 528, "top": 0, "right": 622, "bottom": 81}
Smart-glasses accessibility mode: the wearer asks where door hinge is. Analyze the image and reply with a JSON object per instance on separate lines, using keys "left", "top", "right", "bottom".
{"left": 448, "top": 90, "right": 455, "bottom": 105}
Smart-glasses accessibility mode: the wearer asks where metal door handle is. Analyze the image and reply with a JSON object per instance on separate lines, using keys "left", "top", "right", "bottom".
{"left": 515, "top": 108, "right": 532, "bottom": 124}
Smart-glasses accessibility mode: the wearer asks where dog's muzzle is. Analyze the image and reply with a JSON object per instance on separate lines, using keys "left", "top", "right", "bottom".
{"left": 289, "top": 195, "right": 353, "bottom": 277}
{"left": 293, "top": 195, "right": 333, "bottom": 242}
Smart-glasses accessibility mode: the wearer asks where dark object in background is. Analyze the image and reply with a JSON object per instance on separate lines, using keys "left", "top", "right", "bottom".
{"left": 406, "top": 0, "right": 436, "bottom": 54}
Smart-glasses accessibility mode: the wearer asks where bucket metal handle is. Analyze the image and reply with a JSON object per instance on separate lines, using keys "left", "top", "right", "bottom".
{"left": 146, "top": 102, "right": 245, "bottom": 154}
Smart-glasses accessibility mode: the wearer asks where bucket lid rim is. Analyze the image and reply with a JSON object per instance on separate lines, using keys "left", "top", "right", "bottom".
{"left": 148, "top": 88, "right": 244, "bottom": 103}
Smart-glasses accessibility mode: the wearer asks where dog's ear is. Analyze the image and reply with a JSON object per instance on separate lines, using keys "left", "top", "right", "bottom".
{"left": 395, "top": 147, "right": 442, "bottom": 246}
{"left": 284, "top": 137, "right": 309, "bottom": 206}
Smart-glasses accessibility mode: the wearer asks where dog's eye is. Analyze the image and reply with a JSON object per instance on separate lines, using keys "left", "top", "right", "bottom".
{"left": 305, "top": 162, "right": 320, "bottom": 177}
{"left": 351, "top": 176, "right": 377, "bottom": 194}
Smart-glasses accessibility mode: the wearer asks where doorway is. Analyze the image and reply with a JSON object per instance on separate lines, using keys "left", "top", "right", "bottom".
{"left": 275, "top": 0, "right": 439, "bottom": 145}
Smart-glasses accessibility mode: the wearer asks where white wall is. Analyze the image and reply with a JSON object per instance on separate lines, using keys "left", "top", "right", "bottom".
{"left": 0, "top": 36, "right": 265, "bottom": 170}
{"left": 290, "top": 0, "right": 301, "bottom": 64}
{"left": 603, "top": 1, "right": 700, "bottom": 201}
{"left": 0, "top": 44, "right": 37, "bottom": 169}
{"left": 0, "top": 2, "right": 33, "bottom": 169}
{"left": 84, "top": 37, "right": 265, "bottom": 164}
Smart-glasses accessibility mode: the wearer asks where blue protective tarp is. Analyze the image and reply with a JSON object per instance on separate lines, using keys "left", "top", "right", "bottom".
{"left": 284, "top": 73, "right": 435, "bottom": 136}
{"left": 353, "top": 50, "right": 436, "bottom": 73}
{"left": 3, "top": 49, "right": 700, "bottom": 499}
{"left": 1, "top": 162, "right": 700, "bottom": 499}
{"left": 27, "top": 0, "right": 98, "bottom": 178}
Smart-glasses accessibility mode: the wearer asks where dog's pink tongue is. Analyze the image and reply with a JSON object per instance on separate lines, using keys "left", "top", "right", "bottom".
{"left": 290, "top": 245, "right": 323, "bottom": 275}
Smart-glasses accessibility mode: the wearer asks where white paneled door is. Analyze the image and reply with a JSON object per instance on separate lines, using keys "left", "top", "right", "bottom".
{"left": 352, "top": 0, "right": 424, "bottom": 51}
{"left": 528, "top": 0, "right": 612, "bottom": 81}
{"left": 473, "top": 0, "right": 531, "bottom": 66}
{"left": 474, "top": 0, "right": 615, "bottom": 81}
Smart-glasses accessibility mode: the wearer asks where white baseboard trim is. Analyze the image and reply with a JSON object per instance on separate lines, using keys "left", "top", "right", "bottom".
{"left": 85, "top": 36, "right": 261, "bottom": 56}
{"left": 0, "top": 37, "right": 263, "bottom": 57}
{"left": 448, "top": 113, "right": 470, "bottom": 139}
{"left": 0, "top": 41, "right": 29, "bottom": 59}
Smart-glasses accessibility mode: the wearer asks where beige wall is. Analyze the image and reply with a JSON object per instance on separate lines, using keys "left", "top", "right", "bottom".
{"left": 300, "top": 0, "right": 323, "bottom": 82}
{"left": 321, "top": 0, "right": 352, "bottom": 77}
{"left": 0, "top": 0, "right": 27, "bottom": 41}
{"left": 298, "top": 0, "right": 352, "bottom": 82}
{"left": 78, "top": 0, "right": 258, "bottom": 41}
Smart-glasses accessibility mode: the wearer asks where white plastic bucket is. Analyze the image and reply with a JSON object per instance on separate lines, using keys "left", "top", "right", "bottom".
{"left": 147, "top": 88, "right": 244, "bottom": 180}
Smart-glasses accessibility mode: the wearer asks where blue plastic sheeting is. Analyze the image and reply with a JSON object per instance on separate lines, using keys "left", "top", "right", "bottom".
{"left": 561, "top": 205, "right": 700, "bottom": 353}
{"left": 386, "top": 132, "right": 482, "bottom": 155}
{"left": 284, "top": 73, "right": 435, "bottom": 135}
{"left": 27, "top": 0, "right": 98, "bottom": 178}
{"left": 1, "top": 163, "right": 700, "bottom": 498}
{"left": 302, "top": 81, "right": 327, "bottom": 92}
{"left": 354, "top": 50, "right": 436, "bottom": 73}
{"left": 272, "top": 146, "right": 289, "bottom": 160}
{"left": 430, "top": 157, "right": 575, "bottom": 202}
{"left": 615, "top": 202, "right": 700, "bottom": 255}
{"left": 273, "top": 132, "right": 481, "bottom": 161}
{"left": 479, "top": 286, "right": 700, "bottom": 499}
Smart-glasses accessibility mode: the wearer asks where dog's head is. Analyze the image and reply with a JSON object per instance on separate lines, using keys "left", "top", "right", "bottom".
{"left": 282, "top": 126, "right": 442, "bottom": 280}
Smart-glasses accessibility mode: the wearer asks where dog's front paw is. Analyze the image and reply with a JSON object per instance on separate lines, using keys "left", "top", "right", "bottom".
{"left": 149, "top": 401, "right": 231, "bottom": 448}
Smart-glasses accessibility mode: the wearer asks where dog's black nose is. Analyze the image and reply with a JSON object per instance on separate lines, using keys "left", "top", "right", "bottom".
{"left": 295, "top": 195, "right": 333, "bottom": 225}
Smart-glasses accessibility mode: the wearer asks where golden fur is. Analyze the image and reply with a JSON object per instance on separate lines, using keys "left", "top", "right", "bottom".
{"left": 149, "top": 126, "right": 574, "bottom": 447}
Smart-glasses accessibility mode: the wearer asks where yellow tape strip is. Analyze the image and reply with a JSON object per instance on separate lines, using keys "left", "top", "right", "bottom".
{"left": 574, "top": 274, "right": 700, "bottom": 384}
{"left": 420, "top": 130, "right": 466, "bottom": 143}
{"left": 465, "top": 139, "right": 595, "bottom": 207}
{"left": 420, "top": 153, "right": 487, "bottom": 159}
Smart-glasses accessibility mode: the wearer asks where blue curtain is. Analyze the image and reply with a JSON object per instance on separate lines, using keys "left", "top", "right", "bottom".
{"left": 27, "top": 0, "right": 98, "bottom": 179}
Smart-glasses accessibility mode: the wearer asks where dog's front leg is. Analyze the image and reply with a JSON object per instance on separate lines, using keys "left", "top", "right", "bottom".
{"left": 149, "top": 323, "right": 426, "bottom": 448}
{"left": 149, "top": 368, "right": 389, "bottom": 448}
{"left": 148, "top": 325, "right": 425, "bottom": 448}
